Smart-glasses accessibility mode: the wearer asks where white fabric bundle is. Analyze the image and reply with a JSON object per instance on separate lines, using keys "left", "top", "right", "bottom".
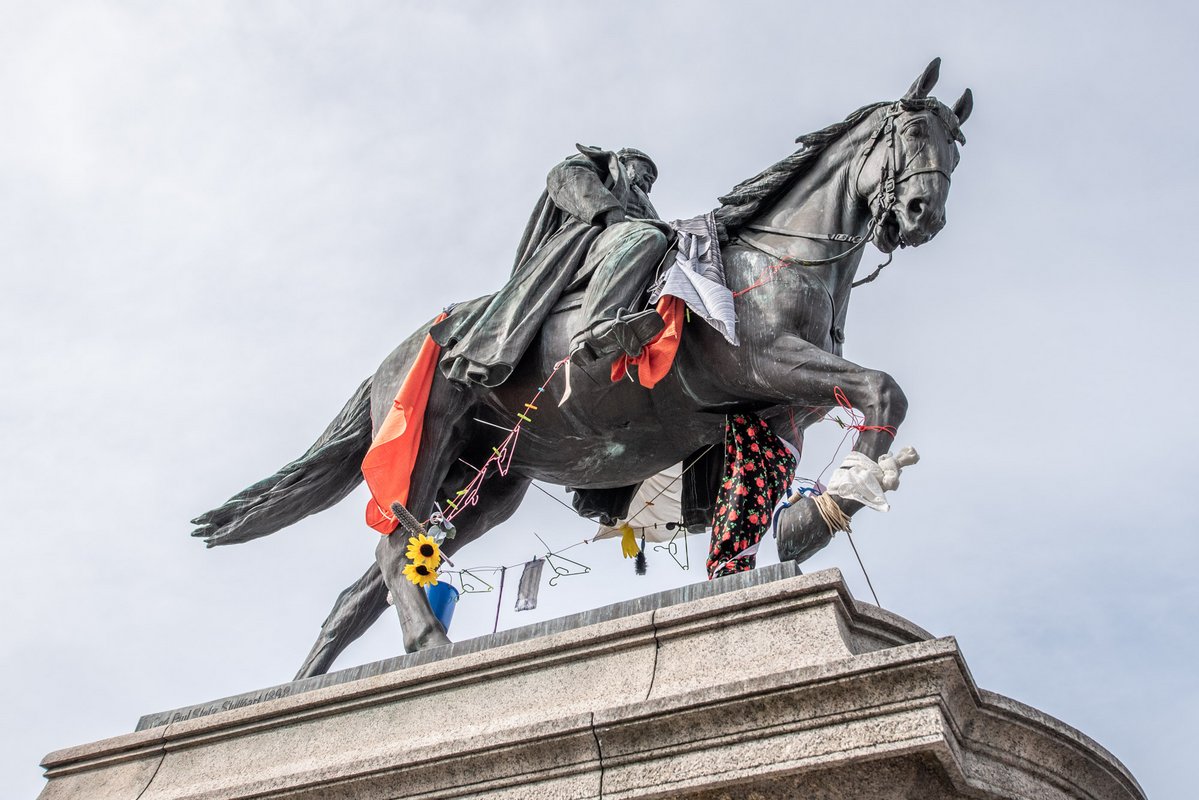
{"left": 824, "top": 446, "right": 920, "bottom": 512}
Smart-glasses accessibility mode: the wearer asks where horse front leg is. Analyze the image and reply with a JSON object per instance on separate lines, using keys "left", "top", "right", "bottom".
{"left": 751, "top": 335, "right": 908, "bottom": 564}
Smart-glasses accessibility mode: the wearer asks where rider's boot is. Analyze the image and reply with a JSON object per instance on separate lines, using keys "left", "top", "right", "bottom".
{"left": 568, "top": 220, "right": 671, "bottom": 367}
{"left": 569, "top": 308, "right": 665, "bottom": 366}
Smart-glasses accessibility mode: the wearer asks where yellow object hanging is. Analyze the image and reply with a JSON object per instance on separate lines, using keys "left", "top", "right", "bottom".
{"left": 403, "top": 561, "right": 438, "bottom": 587}
{"left": 405, "top": 534, "right": 442, "bottom": 568}
{"left": 619, "top": 523, "right": 641, "bottom": 559}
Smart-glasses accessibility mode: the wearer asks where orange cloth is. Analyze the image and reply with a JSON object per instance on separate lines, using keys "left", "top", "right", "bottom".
{"left": 362, "top": 313, "right": 447, "bottom": 534}
{"left": 610, "top": 295, "right": 685, "bottom": 389}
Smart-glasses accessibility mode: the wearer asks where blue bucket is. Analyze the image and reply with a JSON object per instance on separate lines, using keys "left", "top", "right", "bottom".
{"left": 425, "top": 582, "right": 460, "bottom": 631}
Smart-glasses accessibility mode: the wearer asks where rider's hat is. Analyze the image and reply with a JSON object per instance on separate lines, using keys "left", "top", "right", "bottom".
{"left": 616, "top": 148, "right": 658, "bottom": 179}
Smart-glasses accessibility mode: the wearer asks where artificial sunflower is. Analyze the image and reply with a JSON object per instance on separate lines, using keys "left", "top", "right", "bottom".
{"left": 405, "top": 533, "right": 441, "bottom": 568}
{"left": 402, "top": 561, "right": 438, "bottom": 587}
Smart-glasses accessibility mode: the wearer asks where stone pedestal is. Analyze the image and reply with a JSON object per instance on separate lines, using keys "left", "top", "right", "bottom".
{"left": 38, "top": 565, "right": 1145, "bottom": 799}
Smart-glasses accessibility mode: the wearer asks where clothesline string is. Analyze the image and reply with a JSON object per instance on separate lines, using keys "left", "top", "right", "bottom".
{"left": 439, "top": 535, "right": 595, "bottom": 579}
{"left": 529, "top": 481, "right": 580, "bottom": 515}
{"left": 441, "top": 442, "right": 837, "bottom": 580}
{"left": 623, "top": 443, "right": 716, "bottom": 529}
{"left": 428, "top": 381, "right": 889, "bottom": 610}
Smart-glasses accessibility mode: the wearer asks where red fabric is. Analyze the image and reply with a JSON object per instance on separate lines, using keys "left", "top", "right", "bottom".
{"left": 610, "top": 295, "right": 685, "bottom": 389}
{"left": 361, "top": 313, "right": 447, "bottom": 534}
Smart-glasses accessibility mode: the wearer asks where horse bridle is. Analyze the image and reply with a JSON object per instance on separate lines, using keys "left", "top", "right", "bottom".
{"left": 735, "top": 99, "right": 959, "bottom": 286}
{"left": 856, "top": 99, "right": 956, "bottom": 220}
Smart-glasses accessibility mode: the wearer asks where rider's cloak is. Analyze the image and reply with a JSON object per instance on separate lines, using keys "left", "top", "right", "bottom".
{"left": 430, "top": 145, "right": 658, "bottom": 387}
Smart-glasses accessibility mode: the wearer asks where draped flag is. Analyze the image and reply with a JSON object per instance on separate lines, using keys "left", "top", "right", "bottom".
{"left": 361, "top": 313, "right": 448, "bottom": 534}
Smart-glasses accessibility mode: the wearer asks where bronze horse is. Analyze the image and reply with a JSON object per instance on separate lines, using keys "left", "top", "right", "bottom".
{"left": 193, "top": 59, "right": 972, "bottom": 679}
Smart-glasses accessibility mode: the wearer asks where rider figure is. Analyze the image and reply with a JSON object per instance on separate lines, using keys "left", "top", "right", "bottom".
{"left": 432, "top": 145, "right": 671, "bottom": 385}
{"left": 565, "top": 147, "right": 671, "bottom": 365}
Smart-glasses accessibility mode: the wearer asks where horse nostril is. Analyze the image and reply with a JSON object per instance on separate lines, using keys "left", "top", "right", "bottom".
{"left": 907, "top": 197, "right": 925, "bottom": 218}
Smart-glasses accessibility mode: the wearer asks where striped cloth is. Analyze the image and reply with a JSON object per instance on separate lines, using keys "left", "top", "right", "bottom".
{"left": 651, "top": 211, "right": 738, "bottom": 345}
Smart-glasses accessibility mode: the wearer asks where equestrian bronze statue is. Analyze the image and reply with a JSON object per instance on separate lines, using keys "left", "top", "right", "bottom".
{"left": 192, "top": 59, "right": 972, "bottom": 678}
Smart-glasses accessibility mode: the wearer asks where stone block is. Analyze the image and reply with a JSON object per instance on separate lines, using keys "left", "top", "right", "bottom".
{"left": 38, "top": 566, "right": 1145, "bottom": 800}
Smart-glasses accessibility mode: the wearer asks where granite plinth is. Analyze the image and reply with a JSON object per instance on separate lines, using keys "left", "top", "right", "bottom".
{"left": 38, "top": 566, "right": 1145, "bottom": 799}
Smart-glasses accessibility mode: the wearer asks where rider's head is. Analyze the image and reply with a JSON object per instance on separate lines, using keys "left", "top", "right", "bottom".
{"left": 617, "top": 148, "right": 657, "bottom": 194}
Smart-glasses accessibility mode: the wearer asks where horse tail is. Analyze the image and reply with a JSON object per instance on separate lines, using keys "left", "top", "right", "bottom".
{"left": 191, "top": 376, "right": 375, "bottom": 548}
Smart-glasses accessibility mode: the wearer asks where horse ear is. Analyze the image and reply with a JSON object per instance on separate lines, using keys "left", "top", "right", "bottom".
{"left": 952, "top": 88, "right": 973, "bottom": 126}
{"left": 904, "top": 57, "right": 941, "bottom": 101}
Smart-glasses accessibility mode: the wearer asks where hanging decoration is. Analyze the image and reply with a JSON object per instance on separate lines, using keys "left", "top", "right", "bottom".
{"left": 545, "top": 550, "right": 592, "bottom": 586}
{"left": 441, "top": 357, "right": 570, "bottom": 521}
{"left": 706, "top": 414, "right": 796, "bottom": 579}
{"left": 619, "top": 523, "right": 640, "bottom": 558}
{"left": 652, "top": 524, "right": 689, "bottom": 571}
{"left": 514, "top": 558, "right": 545, "bottom": 612}
{"left": 425, "top": 582, "right": 460, "bottom": 631}
{"left": 361, "top": 312, "right": 449, "bottom": 534}
{"left": 402, "top": 561, "right": 438, "bottom": 587}
{"left": 456, "top": 568, "right": 495, "bottom": 594}
{"left": 405, "top": 533, "right": 442, "bottom": 567}
{"left": 824, "top": 447, "right": 919, "bottom": 512}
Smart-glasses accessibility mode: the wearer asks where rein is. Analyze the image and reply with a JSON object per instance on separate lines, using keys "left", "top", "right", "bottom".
{"left": 733, "top": 225, "right": 891, "bottom": 293}
{"left": 736, "top": 221, "right": 874, "bottom": 267}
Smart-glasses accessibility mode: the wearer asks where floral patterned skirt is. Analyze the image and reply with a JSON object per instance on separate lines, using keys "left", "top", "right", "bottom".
{"left": 706, "top": 414, "right": 796, "bottom": 579}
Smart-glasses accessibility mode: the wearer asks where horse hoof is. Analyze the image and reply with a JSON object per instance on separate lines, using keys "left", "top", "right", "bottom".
{"left": 404, "top": 625, "right": 451, "bottom": 654}
{"left": 776, "top": 498, "right": 834, "bottom": 564}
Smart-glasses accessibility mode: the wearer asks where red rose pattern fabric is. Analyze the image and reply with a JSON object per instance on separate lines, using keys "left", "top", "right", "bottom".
{"left": 706, "top": 414, "right": 796, "bottom": 579}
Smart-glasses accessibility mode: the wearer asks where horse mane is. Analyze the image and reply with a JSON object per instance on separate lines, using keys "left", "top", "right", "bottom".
{"left": 713, "top": 101, "right": 890, "bottom": 238}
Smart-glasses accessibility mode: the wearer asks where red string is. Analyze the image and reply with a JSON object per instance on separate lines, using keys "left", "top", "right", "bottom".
{"left": 731, "top": 260, "right": 789, "bottom": 298}
{"left": 831, "top": 386, "right": 897, "bottom": 438}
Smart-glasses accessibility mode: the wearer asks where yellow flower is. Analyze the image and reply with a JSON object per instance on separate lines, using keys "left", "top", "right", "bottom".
{"left": 403, "top": 561, "right": 438, "bottom": 587}
{"left": 406, "top": 534, "right": 441, "bottom": 568}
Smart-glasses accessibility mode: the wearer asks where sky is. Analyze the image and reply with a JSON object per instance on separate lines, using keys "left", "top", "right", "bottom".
{"left": 2, "top": 2, "right": 1196, "bottom": 797}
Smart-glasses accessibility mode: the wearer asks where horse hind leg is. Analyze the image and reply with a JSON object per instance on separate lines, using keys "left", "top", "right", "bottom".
{"left": 295, "top": 468, "right": 532, "bottom": 678}
{"left": 292, "top": 373, "right": 470, "bottom": 678}
{"left": 375, "top": 371, "right": 528, "bottom": 653}
{"left": 384, "top": 453, "right": 533, "bottom": 653}
{"left": 295, "top": 561, "right": 388, "bottom": 680}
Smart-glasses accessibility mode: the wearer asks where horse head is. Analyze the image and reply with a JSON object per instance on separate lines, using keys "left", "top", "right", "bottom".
{"left": 855, "top": 58, "right": 973, "bottom": 253}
